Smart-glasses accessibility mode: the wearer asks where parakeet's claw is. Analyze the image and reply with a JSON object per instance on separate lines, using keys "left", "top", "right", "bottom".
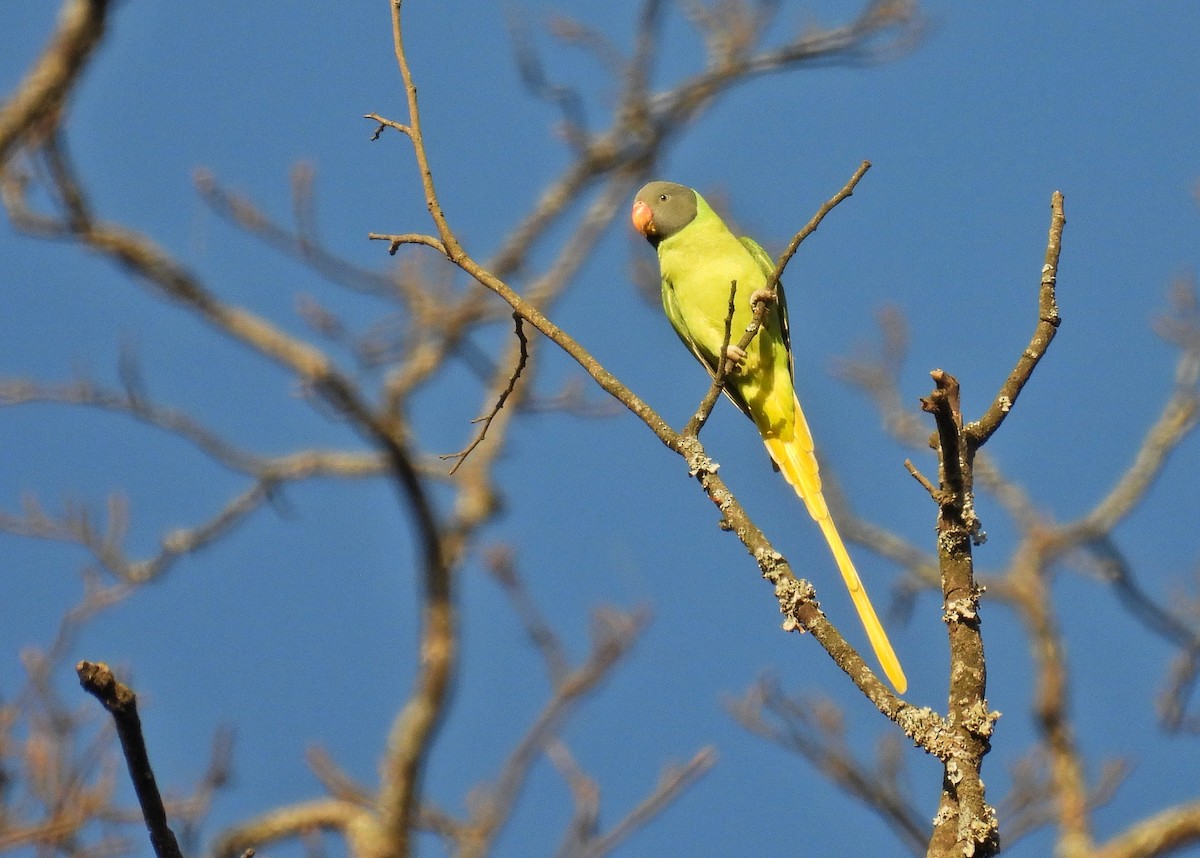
{"left": 724, "top": 344, "right": 747, "bottom": 370}
{"left": 749, "top": 288, "right": 777, "bottom": 308}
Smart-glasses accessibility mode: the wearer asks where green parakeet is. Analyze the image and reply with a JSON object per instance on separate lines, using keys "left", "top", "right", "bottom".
{"left": 632, "top": 181, "right": 907, "bottom": 694}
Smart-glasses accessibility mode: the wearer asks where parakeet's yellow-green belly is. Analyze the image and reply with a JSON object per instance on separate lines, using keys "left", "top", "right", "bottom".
{"left": 659, "top": 222, "right": 794, "bottom": 438}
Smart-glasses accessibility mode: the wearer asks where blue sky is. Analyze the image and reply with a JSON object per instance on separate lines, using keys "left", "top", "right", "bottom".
{"left": 4, "top": 3, "right": 1200, "bottom": 856}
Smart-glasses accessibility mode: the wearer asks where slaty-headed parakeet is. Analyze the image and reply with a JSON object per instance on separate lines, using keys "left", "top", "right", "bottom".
{"left": 632, "top": 181, "right": 906, "bottom": 693}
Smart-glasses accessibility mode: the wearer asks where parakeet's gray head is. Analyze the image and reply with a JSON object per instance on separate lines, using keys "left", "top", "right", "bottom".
{"left": 632, "top": 181, "right": 697, "bottom": 247}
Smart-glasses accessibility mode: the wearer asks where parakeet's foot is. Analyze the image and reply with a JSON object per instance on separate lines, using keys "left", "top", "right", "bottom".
{"left": 724, "top": 344, "right": 747, "bottom": 369}
{"left": 749, "top": 288, "right": 776, "bottom": 307}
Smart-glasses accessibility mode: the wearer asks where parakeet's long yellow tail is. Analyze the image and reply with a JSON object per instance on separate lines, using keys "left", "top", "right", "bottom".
{"left": 761, "top": 396, "right": 908, "bottom": 694}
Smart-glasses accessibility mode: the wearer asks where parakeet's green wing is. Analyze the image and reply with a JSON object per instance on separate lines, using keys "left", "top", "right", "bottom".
{"left": 660, "top": 275, "right": 726, "bottom": 384}
{"left": 738, "top": 235, "right": 775, "bottom": 277}
{"left": 738, "top": 235, "right": 793, "bottom": 378}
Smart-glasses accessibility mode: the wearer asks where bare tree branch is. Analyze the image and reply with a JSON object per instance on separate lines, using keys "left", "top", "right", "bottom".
{"left": 918, "top": 369, "right": 999, "bottom": 857}
{"left": 729, "top": 677, "right": 928, "bottom": 854}
{"left": 375, "top": 3, "right": 941, "bottom": 736}
{"left": 547, "top": 741, "right": 601, "bottom": 857}
{"left": 0, "top": 0, "right": 109, "bottom": 166}
{"left": 212, "top": 799, "right": 373, "bottom": 858}
{"left": 1093, "top": 800, "right": 1200, "bottom": 858}
{"left": 306, "top": 745, "right": 375, "bottom": 809}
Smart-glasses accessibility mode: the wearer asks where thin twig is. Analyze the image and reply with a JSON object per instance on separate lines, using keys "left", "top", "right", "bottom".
{"left": 904, "top": 458, "right": 938, "bottom": 501}
{"left": 440, "top": 313, "right": 529, "bottom": 474}
{"left": 367, "top": 231, "right": 447, "bottom": 255}
{"left": 833, "top": 307, "right": 931, "bottom": 451}
{"left": 970, "top": 191, "right": 1065, "bottom": 447}
{"left": 485, "top": 547, "right": 570, "bottom": 684}
{"left": 0, "top": 481, "right": 274, "bottom": 586}
{"left": 1060, "top": 365, "right": 1200, "bottom": 542}
{"left": 76, "top": 662, "right": 184, "bottom": 858}
{"left": 572, "top": 749, "right": 717, "bottom": 858}
{"left": 0, "top": 377, "right": 388, "bottom": 481}
{"left": 547, "top": 740, "right": 601, "bottom": 857}
{"left": 306, "top": 745, "right": 375, "bottom": 808}
{"left": 683, "top": 280, "right": 738, "bottom": 436}
{"left": 507, "top": 12, "right": 591, "bottom": 151}
{"left": 1159, "top": 646, "right": 1200, "bottom": 733}
{"left": 196, "top": 168, "right": 402, "bottom": 298}
{"left": 972, "top": 451, "right": 1042, "bottom": 533}
{"left": 1014, "top": 537, "right": 1092, "bottom": 854}
{"left": 363, "top": 112, "right": 413, "bottom": 139}
{"left": 763, "top": 159, "right": 872, "bottom": 297}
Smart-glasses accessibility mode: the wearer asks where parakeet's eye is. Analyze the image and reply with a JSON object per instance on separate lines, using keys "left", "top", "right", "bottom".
{"left": 659, "top": 194, "right": 668, "bottom": 201}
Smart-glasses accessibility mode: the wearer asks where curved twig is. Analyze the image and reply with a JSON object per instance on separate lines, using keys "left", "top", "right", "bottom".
{"left": 439, "top": 313, "right": 529, "bottom": 474}
{"left": 969, "top": 191, "right": 1065, "bottom": 447}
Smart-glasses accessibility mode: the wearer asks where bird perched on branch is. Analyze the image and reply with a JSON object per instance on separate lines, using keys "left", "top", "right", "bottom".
{"left": 631, "top": 180, "right": 906, "bottom": 694}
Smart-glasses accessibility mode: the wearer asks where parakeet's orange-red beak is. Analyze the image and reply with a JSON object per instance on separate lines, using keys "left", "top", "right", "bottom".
{"left": 631, "top": 200, "right": 654, "bottom": 235}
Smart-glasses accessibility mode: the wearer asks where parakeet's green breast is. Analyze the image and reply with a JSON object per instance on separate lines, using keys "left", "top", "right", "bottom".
{"left": 657, "top": 195, "right": 765, "bottom": 361}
